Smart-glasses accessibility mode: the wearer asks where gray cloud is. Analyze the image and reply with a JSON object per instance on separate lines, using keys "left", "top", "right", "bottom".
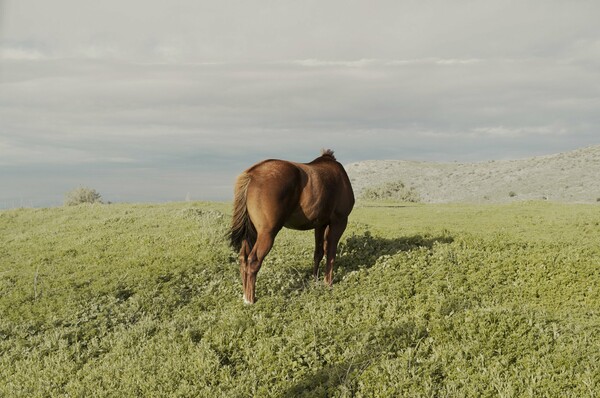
{"left": 1, "top": 1, "right": 600, "bottom": 207}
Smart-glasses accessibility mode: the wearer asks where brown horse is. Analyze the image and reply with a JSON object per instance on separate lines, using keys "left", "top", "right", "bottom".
{"left": 230, "top": 149, "right": 355, "bottom": 304}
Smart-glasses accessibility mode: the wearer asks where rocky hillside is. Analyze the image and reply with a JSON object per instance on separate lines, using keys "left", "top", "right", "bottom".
{"left": 346, "top": 145, "right": 600, "bottom": 203}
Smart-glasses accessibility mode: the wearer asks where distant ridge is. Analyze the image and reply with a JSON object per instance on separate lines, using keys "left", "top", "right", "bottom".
{"left": 346, "top": 145, "right": 600, "bottom": 203}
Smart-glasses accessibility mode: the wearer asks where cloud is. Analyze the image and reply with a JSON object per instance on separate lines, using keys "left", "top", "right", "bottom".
{"left": 470, "top": 125, "right": 569, "bottom": 138}
{"left": 1, "top": 55, "right": 597, "bottom": 163}
{"left": 76, "top": 45, "right": 121, "bottom": 60}
{"left": 291, "top": 58, "right": 484, "bottom": 68}
{"left": 291, "top": 59, "right": 379, "bottom": 68}
{"left": 0, "top": 135, "right": 138, "bottom": 166}
{"left": 1, "top": 1, "right": 600, "bottom": 206}
{"left": 1, "top": 46, "right": 47, "bottom": 60}
{"left": 434, "top": 58, "right": 482, "bottom": 65}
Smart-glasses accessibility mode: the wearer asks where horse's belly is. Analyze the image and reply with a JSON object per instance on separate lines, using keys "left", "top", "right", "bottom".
{"left": 284, "top": 212, "right": 321, "bottom": 230}
{"left": 284, "top": 223, "right": 317, "bottom": 231}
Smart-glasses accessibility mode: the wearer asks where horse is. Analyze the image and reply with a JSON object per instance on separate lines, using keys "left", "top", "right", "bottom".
{"left": 230, "top": 149, "right": 355, "bottom": 304}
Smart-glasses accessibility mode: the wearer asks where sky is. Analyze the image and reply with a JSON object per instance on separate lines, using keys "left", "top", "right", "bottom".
{"left": 1, "top": 1, "right": 599, "bottom": 208}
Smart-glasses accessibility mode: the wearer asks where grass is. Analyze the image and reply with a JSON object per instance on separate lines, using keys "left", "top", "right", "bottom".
{"left": 1, "top": 201, "right": 599, "bottom": 397}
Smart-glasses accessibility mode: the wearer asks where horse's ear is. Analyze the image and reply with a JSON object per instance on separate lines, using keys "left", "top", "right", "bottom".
{"left": 320, "top": 149, "right": 336, "bottom": 160}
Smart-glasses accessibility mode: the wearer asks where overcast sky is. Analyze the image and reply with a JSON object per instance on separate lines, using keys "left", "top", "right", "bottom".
{"left": 1, "top": 1, "right": 599, "bottom": 207}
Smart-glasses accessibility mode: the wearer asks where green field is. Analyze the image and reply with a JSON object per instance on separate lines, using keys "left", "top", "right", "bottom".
{"left": 1, "top": 201, "right": 599, "bottom": 397}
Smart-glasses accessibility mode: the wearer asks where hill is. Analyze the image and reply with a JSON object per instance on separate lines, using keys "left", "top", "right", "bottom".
{"left": 1, "top": 201, "right": 599, "bottom": 396}
{"left": 346, "top": 145, "right": 600, "bottom": 203}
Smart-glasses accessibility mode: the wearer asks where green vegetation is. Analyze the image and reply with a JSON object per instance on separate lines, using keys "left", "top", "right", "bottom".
{"left": 1, "top": 201, "right": 599, "bottom": 396}
{"left": 64, "top": 187, "right": 103, "bottom": 206}
{"left": 360, "top": 180, "right": 421, "bottom": 203}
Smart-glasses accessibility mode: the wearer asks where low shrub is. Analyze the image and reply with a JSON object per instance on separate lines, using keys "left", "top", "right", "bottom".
{"left": 360, "top": 180, "right": 421, "bottom": 202}
{"left": 64, "top": 186, "right": 103, "bottom": 206}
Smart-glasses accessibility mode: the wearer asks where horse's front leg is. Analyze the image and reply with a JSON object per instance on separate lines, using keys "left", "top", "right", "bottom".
{"left": 313, "top": 225, "right": 326, "bottom": 280}
{"left": 324, "top": 218, "right": 348, "bottom": 286}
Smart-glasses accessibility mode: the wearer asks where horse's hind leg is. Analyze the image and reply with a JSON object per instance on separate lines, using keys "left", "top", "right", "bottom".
{"left": 324, "top": 218, "right": 348, "bottom": 286}
{"left": 313, "top": 225, "right": 326, "bottom": 280}
{"left": 244, "top": 231, "right": 275, "bottom": 304}
{"left": 239, "top": 239, "right": 251, "bottom": 299}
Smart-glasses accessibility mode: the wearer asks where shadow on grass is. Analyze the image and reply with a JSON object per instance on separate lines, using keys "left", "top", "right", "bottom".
{"left": 270, "top": 232, "right": 454, "bottom": 297}
{"left": 334, "top": 232, "right": 454, "bottom": 280}
{"left": 277, "top": 233, "right": 452, "bottom": 396}
{"left": 282, "top": 359, "right": 368, "bottom": 398}
{"left": 359, "top": 204, "right": 411, "bottom": 208}
{"left": 281, "top": 319, "right": 434, "bottom": 398}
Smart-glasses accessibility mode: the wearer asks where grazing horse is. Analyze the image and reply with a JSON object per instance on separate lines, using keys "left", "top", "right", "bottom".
{"left": 230, "top": 149, "right": 355, "bottom": 304}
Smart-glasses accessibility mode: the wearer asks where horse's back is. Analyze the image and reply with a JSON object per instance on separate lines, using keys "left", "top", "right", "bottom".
{"left": 245, "top": 159, "right": 304, "bottom": 192}
{"left": 241, "top": 156, "right": 354, "bottom": 231}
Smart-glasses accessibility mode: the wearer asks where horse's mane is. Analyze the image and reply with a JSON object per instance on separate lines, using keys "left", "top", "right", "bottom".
{"left": 320, "top": 148, "right": 336, "bottom": 160}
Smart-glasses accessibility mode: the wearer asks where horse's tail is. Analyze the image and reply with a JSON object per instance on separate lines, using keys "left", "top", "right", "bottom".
{"left": 230, "top": 172, "right": 256, "bottom": 251}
